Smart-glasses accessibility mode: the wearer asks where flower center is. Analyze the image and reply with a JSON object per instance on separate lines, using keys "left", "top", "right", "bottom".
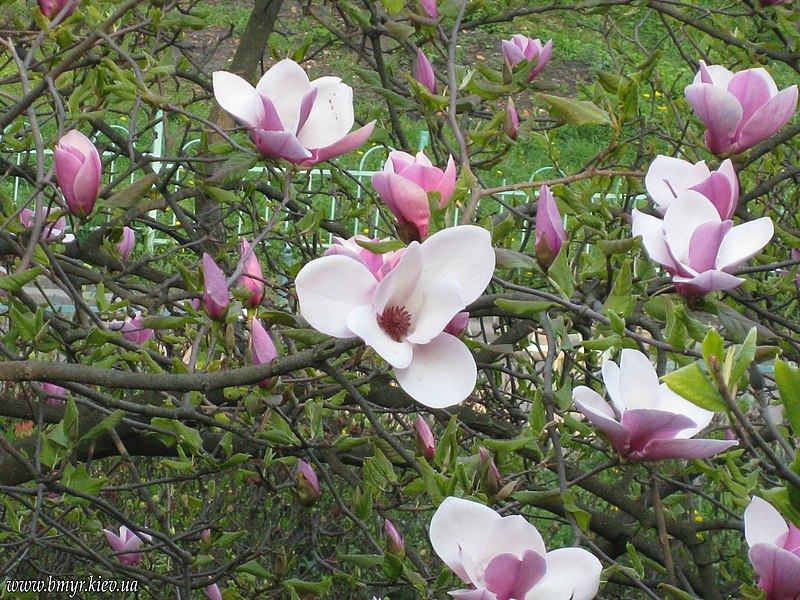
{"left": 378, "top": 305, "right": 412, "bottom": 341}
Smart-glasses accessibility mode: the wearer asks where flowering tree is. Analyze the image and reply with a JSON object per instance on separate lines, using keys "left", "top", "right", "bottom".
{"left": 1, "top": 0, "right": 799, "bottom": 598}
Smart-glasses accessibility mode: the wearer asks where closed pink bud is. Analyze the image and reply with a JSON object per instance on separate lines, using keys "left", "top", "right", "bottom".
{"left": 296, "top": 459, "right": 320, "bottom": 507}
{"left": 444, "top": 311, "right": 469, "bottom": 337}
{"left": 250, "top": 317, "right": 278, "bottom": 388}
{"left": 117, "top": 227, "right": 135, "bottom": 261}
{"left": 418, "top": 0, "right": 439, "bottom": 18}
{"left": 202, "top": 253, "right": 230, "bottom": 321}
{"left": 415, "top": 49, "right": 436, "bottom": 94}
{"left": 204, "top": 584, "right": 222, "bottom": 600}
{"left": 685, "top": 61, "right": 798, "bottom": 155}
{"left": 239, "top": 239, "right": 265, "bottom": 308}
{"left": 504, "top": 98, "right": 520, "bottom": 141}
{"left": 200, "top": 529, "right": 212, "bottom": 546}
{"left": 384, "top": 519, "right": 405, "bottom": 557}
{"left": 42, "top": 382, "right": 66, "bottom": 405}
{"left": 38, "top": 0, "right": 77, "bottom": 19}
{"left": 534, "top": 185, "right": 566, "bottom": 269}
{"left": 501, "top": 34, "right": 553, "bottom": 82}
{"left": 372, "top": 150, "right": 456, "bottom": 242}
{"left": 103, "top": 525, "right": 151, "bottom": 567}
{"left": 478, "top": 447, "right": 501, "bottom": 495}
{"left": 54, "top": 130, "right": 101, "bottom": 218}
{"left": 415, "top": 415, "right": 435, "bottom": 460}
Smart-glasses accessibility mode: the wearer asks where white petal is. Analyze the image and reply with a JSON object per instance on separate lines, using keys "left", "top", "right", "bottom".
{"left": 631, "top": 210, "right": 675, "bottom": 270}
{"left": 645, "top": 156, "right": 709, "bottom": 211}
{"left": 715, "top": 217, "right": 773, "bottom": 271}
{"left": 374, "top": 242, "right": 424, "bottom": 315}
{"left": 745, "top": 496, "right": 788, "bottom": 548}
{"left": 655, "top": 383, "right": 713, "bottom": 437}
{"left": 406, "top": 279, "right": 465, "bottom": 345}
{"left": 256, "top": 59, "right": 311, "bottom": 134}
{"left": 297, "top": 76, "right": 355, "bottom": 149}
{"left": 483, "top": 515, "right": 546, "bottom": 563}
{"left": 213, "top": 71, "right": 265, "bottom": 128}
{"left": 528, "top": 548, "right": 602, "bottom": 600}
{"left": 429, "top": 497, "right": 501, "bottom": 585}
{"left": 617, "top": 349, "right": 661, "bottom": 410}
{"left": 601, "top": 359, "right": 624, "bottom": 413}
{"left": 295, "top": 255, "right": 376, "bottom": 338}
{"left": 346, "top": 305, "right": 413, "bottom": 369}
{"left": 419, "top": 226, "right": 495, "bottom": 306}
{"left": 395, "top": 333, "right": 476, "bottom": 408}
{"left": 662, "top": 191, "right": 720, "bottom": 264}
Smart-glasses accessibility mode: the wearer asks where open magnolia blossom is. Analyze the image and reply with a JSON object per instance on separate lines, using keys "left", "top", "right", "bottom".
{"left": 644, "top": 155, "right": 738, "bottom": 219}
{"left": 372, "top": 150, "right": 456, "bottom": 242}
{"left": 103, "top": 525, "right": 151, "bottom": 566}
{"left": 20, "top": 207, "right": 74, "bottom": 243}
{"left": 744, "top": 496, "right": 800, "bottom": 600}
{"left": 501, "top": 34, "right": 553, "bottom": 82}
{"left": 429, "top": 497, "right": 602, "bottom": 600}
{"left": 295, "top": 225, "right": 495, "bottom": 408}
{"left": 632, "top": 191, "right": 773, "bottom": 297}
{"left": 213, "top": 59, "right": 374, "bottom": 166}
{"left": 684, "top": 61, "right": 798, "bottom": 155}
{"left": 573, "top": 349, "right": 738, "bottom": 461}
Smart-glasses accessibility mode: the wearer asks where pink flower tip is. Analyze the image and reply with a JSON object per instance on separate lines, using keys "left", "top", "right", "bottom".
{"left": 415, "top": 415, "right": 436, "bottom": 461}
{"left": 54, "top": 130, "right": 101, "bottom": 218}
{"left": 202, "top": 253, "right": 230, "bottom": 321}
{"left": 384, "top": 519, "right": 405, "bottom": 556}
{"left": 239, "top": 239, "right": 265, "bottom": 308}
{"left": 296, "top": 459, "right": 321, "bottom": 506}
{"left": 415, "top": 49, "right": 437, "bottom": 94}
{"left": 534, "top": 185, "right": 566, "bottom": 269}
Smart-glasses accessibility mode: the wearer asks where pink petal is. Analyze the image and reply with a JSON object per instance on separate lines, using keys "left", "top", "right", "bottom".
{"left": 631, "top": 210, "right": 677, "bottom": 271}
{"left": 395, "top": 333, "right": 476, "bottom": 408}
{"left": 501, "top": 39, "right": 526, "bottom": 67}
{"left": 250, "top": 317, "right": 278, "bottom": 365}
{"left": 745, "top": 497, "right": 789, "bottom": 548}
{"left": 301, "top": 121, "right": 375, "bottom": 166}
{"left": 372, "top": 172, "right": 431, "bottom": 241}
{"left": 529, "top": 547, "right": 602, "bottom": 600}
{"left": 295, "top": 254, "right": 377, "bottom": 338}
{"left": 484, "top": 550, "right": 546, "bottom": 600}
{"left": 482, "top": 514, "right": 547, "bottom": 569}
{"left": 527, "top": 39, "right": 553, "bottom": 81}
{"left": 373, "top": 242, "right": 424, "bottom": 315}
{"left": 690, "top": 169, "right": 738, "bottom": 220}
{"left": 672, "top": 270, "right": 745, "bottom": 296}
{"left": 255, "top": 59, "right": 311, "bottom": 134}
{"left": 645, "top": 156, "right": 710, "bottom": 211}
{"left": 684, "top": 83, "right": 743, "bottom": 154}
{"left": 251, "top": 129, "right": 312, "bottom": 162}
{"left": 572, "top": 386, "right": 631, "bottom": 454}
{"left": 621, "top": 408, "right": 698, "bottom": 454}
{"left": 662, "top": 191, "right": 721, "bottom": 264}
{"left": 535, "top": 185, "right": 566, "bottom": 258}
{"left": 636, "top": 437, "right": 738, "bottom": 461}
{"left": 735, "top": 85, "right": 798, "bottom": 153}
{"left": 617, "top": 349, "right": 662, "bottom": 411}
{"left": 213, "top": 71, "right": 265, "bottom": 129}
{"left": 749, "top": 544, "right": 800, "bottom": 599}
{"left": 449, "top": 589, "right": 497, "bottom": 600}
{"left": 415, "top": 49, "right": 437, "bottom": 94}
{"left": 687, "top": 220, "right": 730, "bottom": 273}
{"left": 728, "top": 68, "right": 777, "bottom": 130}
{"left": 202, "top": 253, "right": 230, "bottom": 321}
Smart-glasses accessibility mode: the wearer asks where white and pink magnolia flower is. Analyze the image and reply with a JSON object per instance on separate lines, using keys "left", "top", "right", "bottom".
{"left": 117, "top": 226, "right": 135, "bottom": 261}
{"left": 572, "top": 349, "right": 738, "bottom": 461}
{"left": 645, "top": 155, "right": 739, "bottom": 219}
{"left": 501, "top": 34, "right": 553, "bottom": 82}
{"left": 429, "top": 497, "right": 602, "bottom": 600}
{"left": 415, "top": 49, "right": 437, "bottom": 94}
{"left": 103, "top": 525, "right": 151, "bottom": 566}
{"left": 110, "top": 311, "right": 155, "bottom": 345}
{"left": 54, "top": 130, "right": 101, "bottom": 218}
{"left": 632, "top": 191, "right": 773, "bottom": 298}
{"left": 295, "top": 226, "right": 495, "bottom": 408}
{"left": 20, "top": 207, "right": 74, "bottom": 243}
{"left": 324, "top": 236, "right": 403, "bottom": 280}
{"left": 372, "top": 150, "right": 456, "bottom": 242}
{"left": 202, "top": 253, "right": 230, "bottom": 321}
{"left": 684, "top": 61, "right": 798, "bottom": 155}
{"left": 213, "top": 59, "right": 375, "bottom": 166}
{"left": 239, "top": 239, "right": 265, "bottom": 309}
{"left": 42, "top": 382, "right": 66, "bottom": 405}
{"left": 744, "top": 496, "right": 800, "bottom": 600}
{"left": 534, "top": 185, "right": 566, "bottom": 270}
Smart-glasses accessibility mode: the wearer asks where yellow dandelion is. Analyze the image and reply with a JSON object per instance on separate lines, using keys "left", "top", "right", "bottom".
{"left": 658, "top": 106, "right": 667, "bottom": 111}
{"left": 642, "top": 93, "right": 651, "bottom": 99}
{"left": 362, "top": 228, "right": 369, "bottom": 233}
{"left": 655, "top": 91, "right": 663, "bottom": 97}
{"left": 120, "top": 116, "right": 128, "bottom": 122}
{"left": 357, "top": 151, "right": 364, "bottom": 155}
{"left": 496, "top": 170, "right": 503, "bottom": 175}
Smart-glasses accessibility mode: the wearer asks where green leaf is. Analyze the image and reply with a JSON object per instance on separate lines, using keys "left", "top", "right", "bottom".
{"left": 663, "top": 362, "right": 727, "bottom": 412}
{"left": 537, "top": 94, "right": 611, "bottom": 126}
{"left": 602, "top": 260, "right": 634, "bottom": 317}
{"left": 597, "top": 237, "right": 640, "bottom": 256}
{"left": 237, "top": 560, "right": 272, "bottom": 578}
{"left": 204, "top": 186, "right": 241, "bottom": 205}
{"left": 660, "top": 584, "right": 700, "bottom": 600}
{"left": 63, "top": 397, "right": 79, "bottom": 444}
{"left": 775, "top": 360, "right": 800, "bottom": 435}
{"left": 106, "top": 174, "right": 158, "bottom": 208}
{"left": 547, "top": 246, "right": 574, "bottom": 300}
{"left": 701, "top": 328, "right": 724, "bottom": 369}
{"left": 151, "top": 418, "right": 203, "bottom": 453}
{"left": 730, "top": 327, "right": 757, "bottom": 389}
{"left": 494, "top": 248, "right": 537, "bottom": 270}
{"left": 495, "top": 299, "right": 557, "bottom": 317}
{"left": 355, "top": 239, "right": 406, "bottom": 254}
{"left": 141, "top": 315, "right": 191, "bottom": 330}
{"left": 79, "top": 410, "right": 126, "bottom": 443}
{"left": 0, "top": 267, "right": 44, "bottom": 292}
{"left": 284, "top": 578, "right": 332, "bottom": 596}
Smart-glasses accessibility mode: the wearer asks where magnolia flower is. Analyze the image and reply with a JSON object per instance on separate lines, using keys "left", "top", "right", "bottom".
{"left": 202, "top": 253, "right": 230, "bottom": 321}
{"left": 39, "top": 0, "right": 77, "bottom": 18}
{"left": 572, "top": 349, "right": 738, "bottom": 461}
{"left": 415, "top": 49, "right": 436, "bottom": 94}
{"left": 250, "top": 317, "right": 278, "bottom": 387}
{"left": 501, "top": 34, "right": 553, "bottom": 82}
{"left": 429, "top": 497, "right": 602, "bottom": 600}
{"left": 534, "top": 185, "right": 566, "bottom": 270}
{"left": 504, "top": 98, "right": 519, "bottom": 141}
{"left": 111, "top": 312, "right": 154, "bottom": 345}
{"left": 645, "top": 155, "right": 738, "bottom": 219}
{"left": 325, "top": 235, "right": 403, "bottom": 280}
{"left": 684, "top": 61, "right": 798, "bottom": 155}
{"left": 372, "top": 150, "right": 456, "bottom": 242}
{"left": 632, "top": 191, "right": 773, "bottom": 297}
{"left": 744, "top": 496, "right": 800, "bottom": 600}
{"left": 103, "top": 525, "right": 151, "bottom": 566}
{"left": 419, "top": 0, "right": 439, "bottom": 18}
{"left": 117, "top": 226, "right": 135, "bottom": 261}
{"left": 239, "top": 239, "right": 265, "bottom": 308}
{"left": 296, "top": 459, "right": 321, "bottom": 507}
{"left": 385, "top": 519, "right": 405, "bottom": 557}
{"left": 204, "top": 584, "right": 222, "bottom": 600}
{"left": 415, "top": 415, "right": 435, "bottom": 460}
{"left": 20, "top": 207, "right": 74, "bottom": 243}
{"left": 213, "top": 59, "right": 374, "bottom": 166}
{"left": 54, "top": 130, "right": 101, "bottom": 218}
{"left": 42, "top": 382, "right": 66, "bottom": 405}
{"left": 295, "top": 226, "right": 495, "bottom": 408}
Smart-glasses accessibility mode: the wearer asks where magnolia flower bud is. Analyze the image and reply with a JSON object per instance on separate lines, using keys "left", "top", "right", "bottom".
{"left": 295, "top": 459, "right": 321, "bottom": 507}
{"left": 415, "top": 49, "right": 436, "bottom": 94}
{"left": 117, "top": 227, "right": 135, "bottom": 261}
{"left": 384, "top": 519, "right": 405, "bottom": 557}
{"left": 54, "top": 130, "right": 101, "bottom": 218}
{"left": 42, "top": 382, "right": 66, "bottom": 405}
{"left": 415, "top": 415, "right": 435, "bottom": 461}
{"left": 39, "top": 0, "right": 77, "bottom": 19}
{"left": 418, "top": 0, "right": 439, "bottom": 18}
{"left": 250, "top": 317, "right": 278, "bottom": 388}
{"left": 534, "top": 185, "right": 566, "bottom": 270}
{"left": 204, "top": 584, "right": 222, "bottom": 600}
{"left": 239, "top": 239, "right": 265, "bottom": 309}
{"left": 200, "top": 529, "right": 212, "bottom": 546}
{"left": 504, "top": 98, "right": 520, "bottom": 141}
{"left": 202, "top": 253, "right": 230, "bottom": 321}
{"left": 478, "top": 447, "right": 502, "bottom": 496}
